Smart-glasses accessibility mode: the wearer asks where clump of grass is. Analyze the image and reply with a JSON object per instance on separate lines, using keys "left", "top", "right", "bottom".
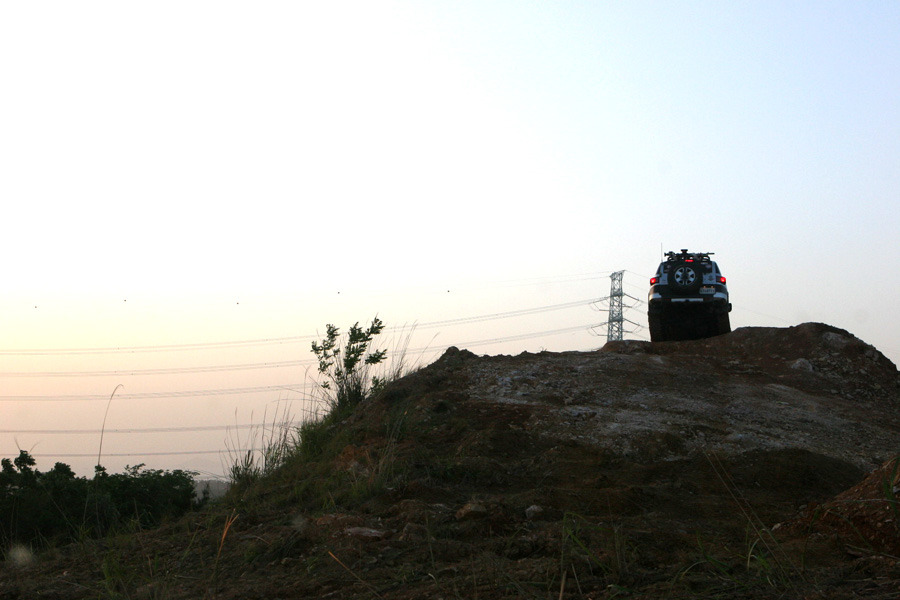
{"left": 225, "top": 401, "right": 298, "bottom": 487}
{"left": 210, "top": 509, "right": 239, "bottom": 594}
{"left": 561, "top": 511, "right": 635, "bottom": 587}
{"left": 702, "top": 451, "right": 803, "bottom": 592}
{"left": 881, "top": 456, "right": 899, "bottom": 521}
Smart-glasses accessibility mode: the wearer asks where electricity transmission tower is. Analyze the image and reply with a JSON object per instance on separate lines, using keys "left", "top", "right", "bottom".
{"left": 594, "top": 270, "right": 642, "bottom": 342}
{"left": 607, "top": 271, "right": 625, "bottom": 341}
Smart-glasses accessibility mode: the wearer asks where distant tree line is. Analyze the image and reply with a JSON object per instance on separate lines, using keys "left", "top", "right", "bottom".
{"left": 0, "top": 450, "right": 205, "bottom": 550}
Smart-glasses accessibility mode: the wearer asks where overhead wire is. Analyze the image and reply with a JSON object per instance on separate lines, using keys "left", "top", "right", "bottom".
{"left": 0, "top": 423, "right": 276, "bottom": 435}
{"left": 0, "top": 335, "right": 316, "bottom": 356}
{"left": 446, "top": 324, "right": 592, "bottom": 349}
{"left": 0, "top": 360, "right": 314, "bottom": 378}
{"left": 0, "top": 271, "right": 609, "bottom": 356}
{"left": 404, "top": 298, "right": 593, "bottom": 329}
{"left": 0, "top": 383, "right": 316, "bottom": 402}
{"left": 1, "top": 270, "right": 634, "bottom": 464}
{"left": 23, "top": 449, "right": 249, "bottom": 458}
{"left": 0, "top": 320, "right": 598, "bottom": 403}
{"left": 0, "top": 297, "right": 597, "bottom": 359}
{"left": 12, "top": 268, "right": 771, "bottom": 468}
{"left": 0, "top": 298, "right": 595, "bottom": 379}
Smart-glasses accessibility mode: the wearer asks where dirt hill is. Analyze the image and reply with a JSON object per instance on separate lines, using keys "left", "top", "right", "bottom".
{"left": 2, "top": 322, "right": 898, "bottom": 599}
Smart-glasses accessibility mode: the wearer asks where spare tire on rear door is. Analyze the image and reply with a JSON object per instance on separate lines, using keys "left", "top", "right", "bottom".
{"left": 670, "top": 263, "right": 702, "bottom": 292}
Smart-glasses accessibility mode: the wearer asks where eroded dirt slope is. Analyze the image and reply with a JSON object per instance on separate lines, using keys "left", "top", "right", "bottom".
{"left": 2, "top": 322, "right": 898, "bottom": 599}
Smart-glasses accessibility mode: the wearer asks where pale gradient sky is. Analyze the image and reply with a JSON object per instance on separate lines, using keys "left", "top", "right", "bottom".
{"left": 1, "top": 2, "right": 897, "bottom": 478}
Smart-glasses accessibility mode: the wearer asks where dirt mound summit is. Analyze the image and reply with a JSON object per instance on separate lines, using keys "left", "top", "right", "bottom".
{"left": 441, "top": 321, "right": 897, "bottom": 471}
{"left": 604, "top": 321, "right": 897, "bottom": 401}
{"left": 3, "top": 323, "right": 898, "bottom": 599}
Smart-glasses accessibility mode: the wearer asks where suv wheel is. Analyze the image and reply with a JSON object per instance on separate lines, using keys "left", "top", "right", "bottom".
{"left": 649, "top": 311, "right": 665, "bottom": 342}
{"left": 671, "top": 264, "right": 701, "bottom": 292}
{"left": 715, "top": 311, "right": 731, "bottom": 336}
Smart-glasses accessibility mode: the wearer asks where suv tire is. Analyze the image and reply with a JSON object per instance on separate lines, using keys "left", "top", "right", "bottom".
{"left": 648, "top": 311, "right": 666, "bottom": 342}
{"left": 715, "top": 311, "right": 731, "bottom": 336}
{"left": 670, "top": 264, "right": 701, "bottom": 292}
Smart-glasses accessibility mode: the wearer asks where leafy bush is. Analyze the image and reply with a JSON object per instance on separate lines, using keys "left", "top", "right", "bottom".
{"left": 227, "top": 317, "right": 391, "bottom": 487}
{"left": 297, "top": 318, "right": 388, "bottom": 458}
{"left": 311, "top": 317, "right": 387, "bottom": 410}
{"left": 0, "top": 451, "right": 204, "bottom": 550}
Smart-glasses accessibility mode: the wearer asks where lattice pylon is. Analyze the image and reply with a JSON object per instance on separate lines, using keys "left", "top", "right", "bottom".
{"left": 607, "top": 270, "right": 624, "bottom": 342}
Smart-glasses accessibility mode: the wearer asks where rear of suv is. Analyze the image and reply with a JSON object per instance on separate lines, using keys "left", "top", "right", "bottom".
{"left": 648, "top": 249, "right": 732, "bottom": 342}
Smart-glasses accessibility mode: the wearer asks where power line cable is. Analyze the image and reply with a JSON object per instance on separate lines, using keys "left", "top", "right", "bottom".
{"left": 0, "top": 423, "right": 292, "bottom": 435}
{"left": 0, "top": 336, "right": 317, "bottom": 357}
{"left": 0, "top": 297, "right": 597, "bottom": 357}
{"left": 0, "top": 383, "right": 315, "bottom": 403}
{"left": 449, "top": 324, "right": 591, "bottom": 348}
{"left": 624, "top": 269, "right": 653, "bottom": 280}
{"left": 0, "top": 360, "right": 314, "bottom": 378}
{"left": 0, "top": 319, "right": 598, "bottom": 401}
{"left": 20, "top": 449, "right": 247, "bottom": 458}
{"left": 405, "top": 298, "right": 593, "bottom": 329}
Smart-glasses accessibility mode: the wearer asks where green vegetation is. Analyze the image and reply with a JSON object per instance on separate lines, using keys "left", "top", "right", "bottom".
{"left": 310, "top": 317, "right": 388, "bottom": 409}
{"left": 0, "top": 450, "right": 204, "bottom": 551}
{"left": 301, "top": 317, "right": 388, "bottom": 454}
{"left": 227, "top": 317, "right": 403, "bottom": 510}
{"left": 227, "top": 402, "right": 298, "bottom": 487}
{"left": 228, "top": 317, "right": 391, "bottom": 489}
{"left": 881, "top": 457, "right": 899, "bottom": 521}
{"left": 1, "top": 318, "right": 895, "bottom": 599}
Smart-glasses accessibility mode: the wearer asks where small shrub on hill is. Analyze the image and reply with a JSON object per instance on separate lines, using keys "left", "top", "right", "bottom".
{"left": 311, "top": 317, "right": 388, "bottom": 410}
{"left": 227, "top": 317, "right": 396, "bottom": 494}
{"left": 301, "top": 317, "right": 387, "bottom": 457}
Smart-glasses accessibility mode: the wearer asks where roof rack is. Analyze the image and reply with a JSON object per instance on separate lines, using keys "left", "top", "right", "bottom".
{"left": 664, "top": 250, "right": 714, "bottom": 262}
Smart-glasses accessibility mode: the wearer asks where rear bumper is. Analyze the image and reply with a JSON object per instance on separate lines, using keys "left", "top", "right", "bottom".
{"left": 648, "top": 288, "right": 731, "bottom": 313}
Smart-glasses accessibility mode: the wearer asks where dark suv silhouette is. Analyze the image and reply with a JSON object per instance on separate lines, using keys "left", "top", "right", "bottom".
{"left": 648, "top": 250, "right": 731, "bottom": 342}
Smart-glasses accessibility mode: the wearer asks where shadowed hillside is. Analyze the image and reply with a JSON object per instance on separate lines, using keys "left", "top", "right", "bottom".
{"left": 2, "top": 323, "right": 898, "bottom": 599}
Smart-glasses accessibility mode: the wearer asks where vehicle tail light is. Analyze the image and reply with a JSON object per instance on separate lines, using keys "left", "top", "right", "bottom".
{"left": 650, "top": 277, "right": 659, "bottom": 285}
{"left": 718, "top": 276, "right": 726, "bottom": 284}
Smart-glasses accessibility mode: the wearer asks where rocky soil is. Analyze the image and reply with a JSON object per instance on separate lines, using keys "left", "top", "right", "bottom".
{"left": 1, "top": 322, "right": 898, "bottom": 599}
